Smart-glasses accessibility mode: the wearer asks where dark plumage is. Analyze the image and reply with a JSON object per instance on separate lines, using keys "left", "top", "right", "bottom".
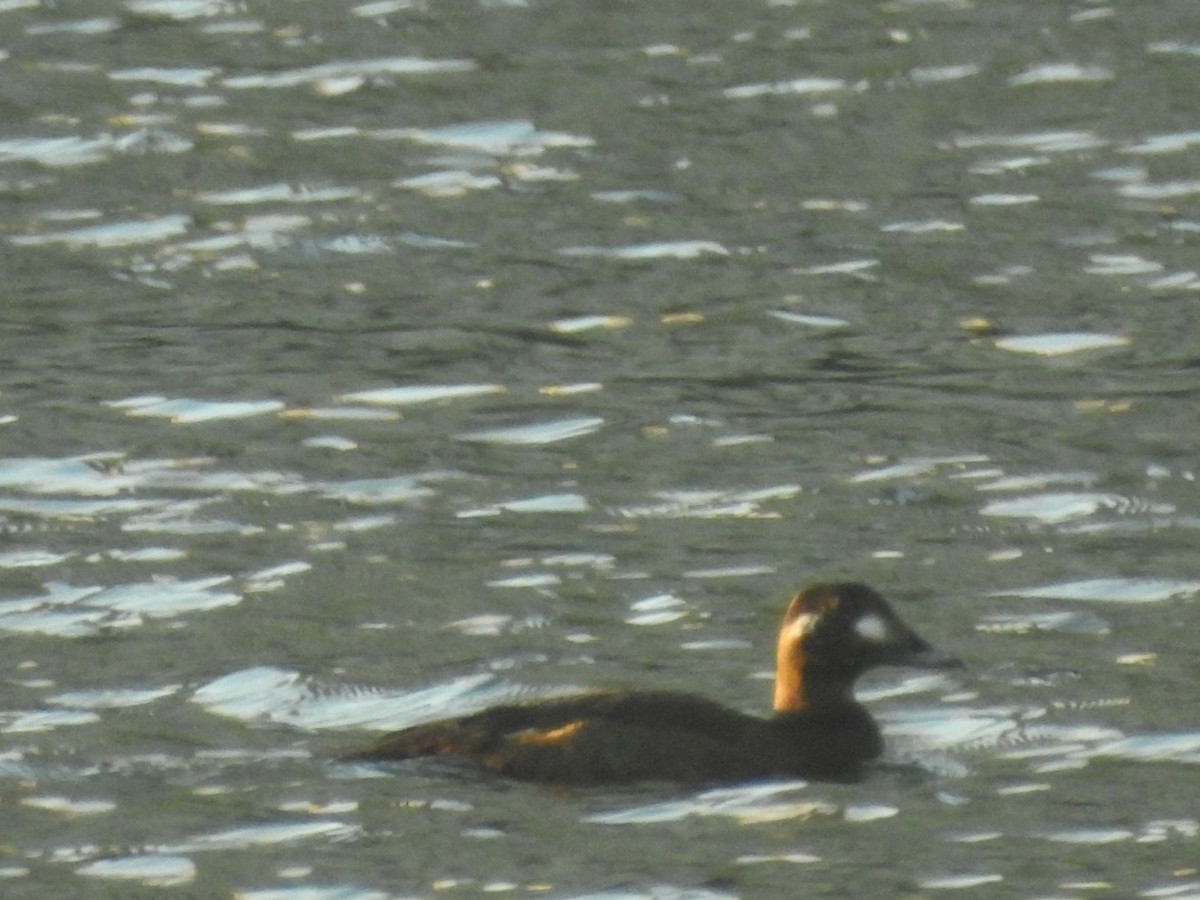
{"left": 344, "top": 583, "right": 961, "bottom": 785}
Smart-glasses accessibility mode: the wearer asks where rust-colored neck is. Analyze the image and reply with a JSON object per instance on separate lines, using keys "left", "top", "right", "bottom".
{"left": 773, "top": 597, "right": 856, "bottom": 711}
{"left": 773, "top": 612, "right": 809, "bottom": 712}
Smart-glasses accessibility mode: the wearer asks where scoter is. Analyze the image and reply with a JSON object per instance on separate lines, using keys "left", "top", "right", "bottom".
{"left": 345, "top": 582, "right": 961, "bottom": 785}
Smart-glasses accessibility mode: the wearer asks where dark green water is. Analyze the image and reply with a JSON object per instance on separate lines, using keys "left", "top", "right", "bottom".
{"left": 2, "top": 0, "right": 1200, "bottom": 897}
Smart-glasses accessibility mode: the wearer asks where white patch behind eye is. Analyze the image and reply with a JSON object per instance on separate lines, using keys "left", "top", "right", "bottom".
{"left": 854, "top": 613, "right": 892, "bottom": 644}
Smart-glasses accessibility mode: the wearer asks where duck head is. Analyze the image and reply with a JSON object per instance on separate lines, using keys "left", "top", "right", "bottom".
{"left": 773, "top": 582, "right": 962, "bottom": 712}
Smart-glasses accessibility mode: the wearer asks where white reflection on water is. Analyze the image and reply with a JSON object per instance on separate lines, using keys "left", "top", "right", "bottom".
{"left": 371, "top": 118, "right": 592, "bottom": 155}
{"left": 558, "top": 886, "right": 737, "bottom": 900}
{"left": 1092, "top": 732, "right": 1200, "bottom": 764}
{"left": 235, "top": 886, "right": 388, "bottom": 900}
{"left": 0, "top": 709, "right": 100, "bottom": 733}
{"left": 1008, "top": 63, "right": 1113, "bottom": 85}
{"left": 285, "top": 407, "right": 400, "bottom": 421}
{"left": 1124, "top": 128, "right": 1200, "bottom": 154}
{"left": 0, "top": 495, "right": 164, "bottom": 515}
{"left": 791, "top": 258, "right": 879, "bottom": 275}
{"left": 196, "top": 183, "right": 363, "bottom": 205}
{"left": 843, "top": 803, "right": 898, "bottom": 822}
{"left": 1119, "top": 179, "right": 1200, "bottom": 200}
{"left": 767, "top": 309, "right": 852, "bottom": 329}
{"left": 918, "top": 873, "right": 1004, "bottom": 890}
{"left": 26, "top": 16, "right": 120, "bottom": 34}
{"left": 0, "top": 549, "right": 72, "bottom": 568}
{"left": 551, "top": 314, "right": 632, "bottom": 333}
{"left": 122, "top": 501, "right": 268, "bottom": 536}
{"left": 976, "top": 610, "right": 1111, "bottom": 636}
{"left": 0, "top": 135, "right": 191, "bottom": 169}
{"left": 109, "top": 66, "right": 218, "bottom": 86}
{"left": 353, "top": 0, "right": 419, "bottom": 15}
{"left": 910, "top": 63, "right": 981, "bottom": 83}
{"left": 458, "top": 492, "right": 590, "bottom": 517}
{"left": 951, "top": 129, "right": 1110, "bottom": 153}
{"left": 46, "top": 685, "right": 180, "bottom": 709}
{"left": 110, "top": 396, "right": 285, "bottom": 423}
{"left": 77, "top": 854, "right": 196, "bottom": 887}
{"left": 0, "top": 567, "right": 313, "bottom": 637}
{"left": 395, "top": 170, "right": 502, "bottom": 197}
{"left": 173, "top": 820, "right": 362, "bottom": 851}
{"left": 124, "top": 0, "right": 234, "bottom": 19}
{"left": 626, "top": 593, "right": 688, "bottom": 626}
{"left": 85, "top": 575, "right": 240, "bottom": 616}
{"left": 317, "top": 475, "right": 441, "bottom": 504}
{"left": 976, "top": 471, "right": 1098, "bottom": 491}
{"left": 980, "top": 492, "right": 1172, "bottom": 524}
{"left": 881, "top": 218, "right": 965, "bottom": 234}
{"left": 850, "top": 454, "right": 990, "bottom": 482}
{"left": 22, "top": 796, "right": 116, "bottom": 815}
{"left": 723, "top": 76, "right": 847, "bottom": 99}
{"left": 457, "top": 416, "right": 604, "bottom": 445}
{"left": 585, "top": 780, "right": 831, "bottom": 825}
{"left": 558, "top": 241, "right": 728, "bottom": 260}
{"left": 991, "top": 578, "right": 1200, "bottom": 603}
{"left": 10, "top": 213, "right": 191, "bottom": 245}
{"left": 246, "top": 561, "right": 313, "bottom": 593}
{"left": 331, "top": 514, "right": 396, "bottom": 533}
{"left": 876, "top": 706, "right": 1036, "bottom": 752}
{"left": 615, "top": 485, "right": 799, "bottom": 519}
{"left": 1036, "top": 826, "right": 1133, "bottom": 844}
{"left": 879, "top": 702, "right": 1200, "bottom": 776}
{"left": 878, "top": 704, "right": 1126, "bottom": 775}
{"left": 221, "top": 56, "right": 475, "bottom": 89}
{"left": 994, "top": 332, "right": 1130, "bottom": 355}
{"left": 0, "top": 584, "right": 132, "bottom": 638}
{"left": 56, "top": 821, "right": 364, "bottom": 885}
{"left": 445, "top": 614, "right": 513, "bottom": 636}
{"left": 968, "top": 192, "right": 1040, "bottom": 206}
{"left": 1084, "top": 253, "right": 1165, "bottom": 275}
{"left": 486, "top": 572, "right": 560, "bottom": 588}
{"left": 107, "top": 547, "right": 187, "bottom": 561}
{"left": 682, "top": 565, "right": 775, "bottom": 579}
{"left": 339, "top": 383, "right": 504, "bottom": 405}
{"left": 736, "top": 851, "right": 821, "bottom": 864}
{"left": 192, "top": 666, "right": 577, "bottom": 731}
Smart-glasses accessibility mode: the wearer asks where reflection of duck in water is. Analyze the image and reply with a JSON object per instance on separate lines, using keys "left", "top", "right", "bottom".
{"left": 345, "top": 583, "right": 962, "bottom": 785}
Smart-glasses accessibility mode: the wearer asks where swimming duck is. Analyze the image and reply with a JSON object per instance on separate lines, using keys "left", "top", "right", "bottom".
{"left": 345, "top": 583, "right": 961, "bottom": 784}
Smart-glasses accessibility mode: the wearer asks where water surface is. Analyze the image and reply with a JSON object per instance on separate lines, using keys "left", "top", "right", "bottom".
{"left": 3, "top": 0, "right": 1200, "bottom": 896}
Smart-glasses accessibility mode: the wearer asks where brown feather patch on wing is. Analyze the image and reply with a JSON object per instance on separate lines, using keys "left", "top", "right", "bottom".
{"left": 512, "top": 720, "right": 586, "bottom": 746}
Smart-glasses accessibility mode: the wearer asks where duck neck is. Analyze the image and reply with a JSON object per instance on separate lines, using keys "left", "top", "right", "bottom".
{"left": 773, "top": 634, "right": 855, "bottom": 711}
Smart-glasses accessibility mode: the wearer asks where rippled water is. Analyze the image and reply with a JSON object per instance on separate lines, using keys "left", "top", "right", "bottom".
{"left": 3, "top": 0, "right": 1200, "bottom": 896}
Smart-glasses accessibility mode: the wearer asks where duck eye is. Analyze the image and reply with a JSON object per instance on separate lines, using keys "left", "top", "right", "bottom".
{"left": 853, "top": 613, "right": 892, "bottom": 644}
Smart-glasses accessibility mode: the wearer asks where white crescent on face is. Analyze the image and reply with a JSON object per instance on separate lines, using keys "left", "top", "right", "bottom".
{"left": 853, "top": 613, "right": 892, "bottom": 644}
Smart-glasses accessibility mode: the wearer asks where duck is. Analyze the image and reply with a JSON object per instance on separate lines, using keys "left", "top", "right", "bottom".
{"left": 344, "top": 582, "right": 961, "bottom": 785}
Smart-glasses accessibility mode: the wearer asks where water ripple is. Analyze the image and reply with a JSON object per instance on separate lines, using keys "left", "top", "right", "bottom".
{"left": 10, "top": 213, "right": 191, "bottom": 246}
{"left": 992, "top": 578, "right": 1200, "bottom": 603}
{"left": 558, "top": 241, "right": 728, "bottom": 260}
{"left": 109, "top": 396, "right": 285, "bottom": 423}
{"left": 77, "top": 855, "right": 196, "bottom": 887}
{"left": 456, "top": 416, "right": 604, "bottom": 445}
{"left": 192, "top": 666, "right": 576, "bottom": 731}
{"left": 221, "top": 56, "right": 475, "bottom": 90}
{"left": 339, "top": 383, "right": 505, "bottom": 405}
{"left": 980, "top": 492, "right": 1171, "bottom": 524}
{"left": 585, "top": 781, "right": 831, "bottom": 825}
